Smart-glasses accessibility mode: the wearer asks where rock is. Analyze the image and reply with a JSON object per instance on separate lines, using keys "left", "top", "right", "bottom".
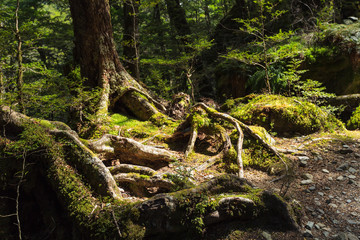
{"left": 261, "top": 231, "right": 272, "bottom": 240}
{"left": 309, "top": 186, "right": 316, "bottom": 191}
{"left": 338, "top": 163, "right": 350, "bottom": 170}
{"left": 339, "top": 149, "right": 353, "bottom": 154}
{"left": 346, "top": 199, "right": 352, "bottom": 203}
{"left": 322, "top": 169, "right": 330, "bottom": 174}
{"left": 318, "top": 192, "right": 324, "bottom": 196}
{"left": 348, "top": 175, "right": 356, "bottom": 179}
{"left": 347, "top": 219, "right": 360, "bottom": 225}
{"left": 344, "top": 19, "right": 354, "bottom": 25}
{"left": 317, "top": 209, "right": 325, "bottom": 215}
{"left": 348, "top": 16, "right": 359, "bottom": 22}
{"left": 301, "top": 179, "right": 313, "bottom": 185}
{"left": 329, "top": 203, "right": 338, "bottom": 208}
{"left": 347, "top": 233, "right": 359, "bottom": 240}
{"left": 337, "top": 176, "right": 344, "bottom": 181}
{"left": 298, "top": 156, "right": 310, "bottom": 161}
{"left": 335, "top": 232, "right": 359, "bottom": 240}
{"left": 323, "top": 231, "right": 330, "bottom": 237}
{"left": 303, "top": 230, "right": 313, "bottom": 238}
{"left": 300, "top": 160, "right": 308, "bottom": 167}
{"left": 302, "top": 173, "right": 314, "bottom": 180}
{"left": 324, "top": 187, "right": 330, "bottom": 190}
{"left": 354, "top": 153, "right": 360, "bottom": 158}
{"left": 305, "top": 221, "right": 315, "bottom": 230}
{"left": 343, "top": 145, "right": 350, "bottom": 148}
{"left": 348, "top": 167, "right": 357, "bottom": 173}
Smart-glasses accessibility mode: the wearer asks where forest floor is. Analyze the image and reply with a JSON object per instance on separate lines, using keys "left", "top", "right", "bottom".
{"left": 203, "top": 131, "right": 360, "bottom": 240}
{"left": 106, "top": 115, "right": 360, "bottom": 239}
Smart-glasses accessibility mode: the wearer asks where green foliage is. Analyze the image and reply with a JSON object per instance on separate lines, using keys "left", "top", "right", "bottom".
{"left": 347, "top": 105, "right": 360, "bottom": 130}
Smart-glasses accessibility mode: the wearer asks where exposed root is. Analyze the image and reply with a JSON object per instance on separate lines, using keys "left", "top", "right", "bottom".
{"left": 185, "top": 103, "right": 288, "bottom": 178}
{"left": 88, "top": 134, "right": 176, "bottom": 169}
{"left": 108, "top": 164, "right": 156, "bottom": 176}
{"left": 184, "top": 126, "right": 198, "bottom": 158}
{"left": 113, "top": 173, "right": 174, "bottom": 197}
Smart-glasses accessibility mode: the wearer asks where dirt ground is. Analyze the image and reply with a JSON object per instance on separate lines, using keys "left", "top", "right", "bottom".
{"left": 206, "top": 131, "right": 360, "bottom": 240}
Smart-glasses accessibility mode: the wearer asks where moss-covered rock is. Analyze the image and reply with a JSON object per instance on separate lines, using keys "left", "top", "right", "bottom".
{"left": 228, "top": 94, "right": 344, "bottom": 135}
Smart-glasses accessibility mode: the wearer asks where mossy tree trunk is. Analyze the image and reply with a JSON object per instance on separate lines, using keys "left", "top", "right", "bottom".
{"left": 69, "top": 0, "right": 160, "bottom": 120}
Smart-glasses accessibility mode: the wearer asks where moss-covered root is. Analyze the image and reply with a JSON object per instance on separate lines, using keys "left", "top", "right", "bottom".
{"left": 0, "top": 105, "right": 122, "bottom": 199}
{"left": 135, "top": 175, "right": 299, "bottom": 237}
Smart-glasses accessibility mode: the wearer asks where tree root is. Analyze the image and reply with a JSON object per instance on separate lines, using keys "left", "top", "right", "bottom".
{"left": 136, "top": 175, "right": 299, "bottom": 236}
{"left": 0, "top": 106, "right": 122, "bottom": 199}
{"left": 108, "top": 164, "right": 156, "bottom": 176}
{"left": 113, "top": 173, "right": 174, "bottom": 197}
{"left": 88, "top": 134, "right": 177, "bottom": 169}
{"left": 184, "top": 103, "right": 288, "bottom": 177}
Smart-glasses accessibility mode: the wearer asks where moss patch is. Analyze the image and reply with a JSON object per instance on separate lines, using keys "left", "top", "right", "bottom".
{"left": 229, "top": 94, "right": 344, "bottom": 135}
{"left": 347, "top": 104, "right": 360, "bottom": 130}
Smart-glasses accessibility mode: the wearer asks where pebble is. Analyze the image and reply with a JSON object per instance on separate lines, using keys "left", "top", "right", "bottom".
{"left": 354, "top": 153, "right": 360, "bottom": 158}
{"left": 348, "top": 167, "right": 357, "bottom": 173}
{"left": 305, "top": 221, "right": 314, "bottom": 230}
{"left": 298, "top": 156, "right": 310, "bottom": 161}
{"left": 338, "top": 163, "right": 349, "bottom": 170}
{"left": 309, "top": 186, "right": 316, "bottom": 191}
{"left": 347, "top": 219, "right": 360, "bottom": 225}
{"left": 339, "top": 148, "right": 354, "bottom": 154}
{"left": 317, "top": 208, "right": 325, "bottom": 214}
{"left": 324, "top": 187, "right": 330, "bottom": 190}
{"left": 318, "top": 192, "right": 324, "bottom": 196}
{"left": 315, "top": 222, "right": 326, "bottom": 229}
{"left": 322, "top": 169, "right": 330, "bottom": 173}
{"left": 346, "top": 199, "right": 352, "bottom": 203}
{"left": 299, "top": 160, "right": 308, "bottom": 167}
{"left": 302, "top": 173, "right": 313, "bottom": 180}
{"left": 348, "top": 175, "right": 356, "bottom": 179}
{"left": 261, "top": 231, "right": 272, "bottom": 240}
{"left": 329, "top": 203, "right": 338, "bottom": 208}
{"left": 328, "top": 177, "right": 334, "bottom": 181}
{"left": 303, "top": 230, "right": 313, "bottom": 238}
{"left": 301, "top": 179, "right": 313, "bottom": 185}
{"left": 337, "top": 176, "right": 344, "bottom": 181}
{"left": 323, "top": 231, "right": 330, "bottom": 237}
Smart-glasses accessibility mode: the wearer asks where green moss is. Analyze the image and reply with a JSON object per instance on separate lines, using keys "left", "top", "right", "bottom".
{"left": 230, "top": 94, "right": 344, "bottom": 135}
{"left": 347, "top": 105, "right": 360, "bottom": 130}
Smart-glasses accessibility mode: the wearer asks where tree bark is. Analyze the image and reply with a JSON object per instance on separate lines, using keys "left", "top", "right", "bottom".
{"left": 165, "top": 0, "right": 191, "bottom": 49}
{"left": 69, "top": 0, "right": 160, "bottom": 120}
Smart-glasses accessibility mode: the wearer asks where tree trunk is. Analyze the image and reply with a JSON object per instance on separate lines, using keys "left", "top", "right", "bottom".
{"left": 123, "top": 0, "right": 140, "bottom": 81}
{"left": 69, "top": 0, "right": 159, "bottom": 120}
{"left": 165, "top": 0, "right": 191, "bottom": 49}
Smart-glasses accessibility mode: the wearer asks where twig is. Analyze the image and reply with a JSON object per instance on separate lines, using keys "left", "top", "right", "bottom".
{"left": 184, "top": 126, "right": 198, "bottom": 158}
{"left": 111, "top": 208, "right": 122, "bottom": 238}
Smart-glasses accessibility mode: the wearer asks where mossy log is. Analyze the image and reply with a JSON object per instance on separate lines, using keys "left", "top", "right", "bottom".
{"left": 108, "top": 164, "right": 156, "bottom": 176}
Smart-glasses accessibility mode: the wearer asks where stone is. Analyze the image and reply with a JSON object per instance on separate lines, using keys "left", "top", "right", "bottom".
{"left": 323, "top": 231, "right": 330, "bottom": 238}
{"left": 339, "top": 148, "right": 353, "bottom": 154}
{"left": 303, "top": 230, "right": 313, "bottom": 238}
{"left": 354, "top": 153, "right": 360, "bottom": 158}
{"left": 261, "top": 231, "right": 272, "bottom": 240}
{"left": 347, "top": 219, "right": 360, "bottom": 225}
{"left": 347, "top": 233, "right": 359, "bottom": 240}
{"left": 348, "top": 16, "right": 359, "bottom": 22}
{"left": 337, "top": 176, "right": 344, "bottom": 181}
{"left": 301, "top": 179, "right": 313, "bottom": 185}
{"left": 324, "top": 187, "right": 330, "bottom": 190}
{"left": 318, "top": 192, "right": 324, "bottom": 196}
{"left": 309, "top": 186, "right": 316, "bottom": 191}
{"left": 317, "top": 208, "right": 325, "bottom": 214}
{"left": 305, "top": 221, "right": 315, "bottom": 230}
{"left": 329, "top": 203, "right": 338, "bottom": 208}
{"left": 348, "top": 167, "right": 357, "bottom": 173}
{"left": 348, "top": 175, "right": 356, "bottom": 179}
{"left": 298, "top": 156, "right": 310, "bottom": 161}
{"left": 346, "top": 199, "right": 352, "bottom": 203}
{"left": 322, "top": 169, "right": 330, "bottom": 174}
{"left": 300, "top": 160, "right": 308, "bottom": 167}
{"left": 302, "top": 173, "right": 314, "bottom": 180}
{"left": 338, "top": 163, "right": 350, "bottom": 170}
